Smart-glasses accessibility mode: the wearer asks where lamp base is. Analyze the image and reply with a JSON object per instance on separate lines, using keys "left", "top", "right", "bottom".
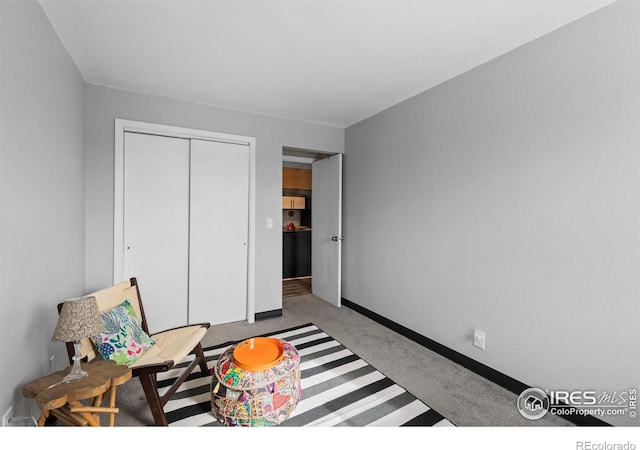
{"left": 63, "top": 341, "right": 88, "bottom": 383}
{"left": 62, "top": 366, "right": 87, "bottom": 383}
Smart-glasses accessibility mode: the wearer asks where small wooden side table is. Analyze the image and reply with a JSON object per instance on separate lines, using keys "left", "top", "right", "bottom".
{"left": 22, "top": 359, "right": 131, "bottom": 427}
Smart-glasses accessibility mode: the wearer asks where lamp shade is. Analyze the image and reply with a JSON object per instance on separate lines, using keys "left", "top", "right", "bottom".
{"left": 52, "top": 296, "right": 104, "bottom": 342}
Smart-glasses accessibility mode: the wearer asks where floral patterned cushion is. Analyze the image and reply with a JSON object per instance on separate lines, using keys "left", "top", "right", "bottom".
{"left": 92, "top": 299, "right": 155, "bottom": 365}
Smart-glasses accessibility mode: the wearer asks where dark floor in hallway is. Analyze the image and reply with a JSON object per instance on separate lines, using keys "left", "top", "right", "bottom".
{"left": 283, "top": 276, "right": 312, "bottom": 297}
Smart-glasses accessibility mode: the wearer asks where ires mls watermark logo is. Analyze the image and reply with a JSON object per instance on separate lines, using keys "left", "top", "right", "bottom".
{"left": 517, "top": 388, "right": 551, "bottom": 420}
{"left": 517, "top": 387, "right": 637, "bottom": 420}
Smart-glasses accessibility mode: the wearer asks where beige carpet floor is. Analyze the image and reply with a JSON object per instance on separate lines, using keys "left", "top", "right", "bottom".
{"left": 102, "top": 293, "right": 572, "bottom": 427}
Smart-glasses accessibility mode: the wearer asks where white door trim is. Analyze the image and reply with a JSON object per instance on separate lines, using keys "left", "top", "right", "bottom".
{"left": 114, "top": 118, "right": 256, "bottom": 323}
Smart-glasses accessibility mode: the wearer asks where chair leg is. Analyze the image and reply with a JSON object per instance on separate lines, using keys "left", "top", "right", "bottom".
{"left": 138, "top": 373, "right": 168, "bottom": 426}
{"left": 194, "top": 343, "right": 209, "bottom": 374}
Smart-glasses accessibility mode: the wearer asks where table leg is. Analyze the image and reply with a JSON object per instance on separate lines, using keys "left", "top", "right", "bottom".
{"left": 51, "top": 407, "right": 90, "bottom": 426}
{"left": 37, "top": 409, "right": 49, "bottom": 427}
{"left": 69, "top": 401, "right": 101, "bottom": 426}
{"left": 108, "top": 386, "right": 117, "bottom": 427}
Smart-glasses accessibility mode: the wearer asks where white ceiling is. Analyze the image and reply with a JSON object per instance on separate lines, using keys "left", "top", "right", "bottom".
{"left": 40, "top": 0, "right": 616, "bottom": 128}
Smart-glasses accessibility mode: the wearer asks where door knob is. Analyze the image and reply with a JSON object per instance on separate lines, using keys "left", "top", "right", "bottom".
{"left": 331, "top": 236, "right": 343, "bottom": 242}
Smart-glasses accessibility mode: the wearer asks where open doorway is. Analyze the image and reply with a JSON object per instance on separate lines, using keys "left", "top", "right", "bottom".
{"left": 282, "top": 147, "right": 343, "bottom": 307}
{"left": 282, "top": 151, "right": 313, "bottom": 298}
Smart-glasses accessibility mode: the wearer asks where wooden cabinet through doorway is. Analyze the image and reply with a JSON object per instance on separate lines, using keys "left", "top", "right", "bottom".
{"left": 283, "top": 167, "right": 312, "bottom": 190}
{"left": 282, "top": 196, "right": 306, "bottom": 210}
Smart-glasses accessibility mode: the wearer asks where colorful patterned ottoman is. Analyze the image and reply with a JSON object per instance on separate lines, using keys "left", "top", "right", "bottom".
{"left": 211, "top": 337, "right": 301, "bottom": 426}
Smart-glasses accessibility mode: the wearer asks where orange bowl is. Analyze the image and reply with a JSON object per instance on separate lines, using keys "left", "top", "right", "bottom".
{"left": 233, "top": 337, "right": 285, "bottom": 371}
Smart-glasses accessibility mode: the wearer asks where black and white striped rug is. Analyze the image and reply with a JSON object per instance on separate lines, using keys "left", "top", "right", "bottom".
{"left": 158, "top": 323, "right": 455, "bottom": 427}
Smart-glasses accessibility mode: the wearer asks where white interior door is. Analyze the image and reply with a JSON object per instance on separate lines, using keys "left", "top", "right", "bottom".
{"left": 312, "top": 153, "right": 342, "bottom": 307}
{"left": 189, "top": 139, "right": 249, "bottom": 325}
{"left": 123, "top": 132, "right": 190, "bottom": 331}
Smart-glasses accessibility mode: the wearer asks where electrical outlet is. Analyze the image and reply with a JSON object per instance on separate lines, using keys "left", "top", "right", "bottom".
{"left": 2, "top": 406, "right": 12, "bottom": 427}
{"left": 473, "top": 329, "right": 486, "bottom": 350}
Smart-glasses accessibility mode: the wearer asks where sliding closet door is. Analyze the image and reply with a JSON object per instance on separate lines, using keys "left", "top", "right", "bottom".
{"left": 189, "top": 139, "right": 249, "bottom": 325}
{"left": 123, "top": 132, "right": 190, "bottom": 331}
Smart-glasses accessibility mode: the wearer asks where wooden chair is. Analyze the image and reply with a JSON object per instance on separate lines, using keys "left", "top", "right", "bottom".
{"left": 58, "top": 277, "right": 210, "bottom": 426}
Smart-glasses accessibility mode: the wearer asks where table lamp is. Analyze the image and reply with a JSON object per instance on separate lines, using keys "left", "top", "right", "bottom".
{"left": 52, "top": 296, "right": 104, "bottom": 382}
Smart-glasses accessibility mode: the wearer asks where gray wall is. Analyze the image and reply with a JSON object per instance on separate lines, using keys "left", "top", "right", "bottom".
{"left": 84, "top": 85, "right": 344, "bottom": 314}
{"left": 344, "top": 0, "right": 639, "bottom": 426}
{"left": 0, "top": 2, "right": 86, "bottom": 417}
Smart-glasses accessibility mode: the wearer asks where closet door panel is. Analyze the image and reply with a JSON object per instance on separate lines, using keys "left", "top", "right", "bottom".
{"left": 189, "top": 139, "right": 249, "bottom": 325}
{"left": 123, "top": 132, "right": 190, "bottom": 331}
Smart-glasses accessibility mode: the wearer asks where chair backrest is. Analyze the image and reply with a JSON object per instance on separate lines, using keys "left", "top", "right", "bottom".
{"left": 60, "top": 278, "right": 148, "bottom": 363}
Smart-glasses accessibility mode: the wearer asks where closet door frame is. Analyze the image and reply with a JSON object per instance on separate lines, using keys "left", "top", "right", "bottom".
{"left": 113, "top": 118, "right": 256, "bottom": 324}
